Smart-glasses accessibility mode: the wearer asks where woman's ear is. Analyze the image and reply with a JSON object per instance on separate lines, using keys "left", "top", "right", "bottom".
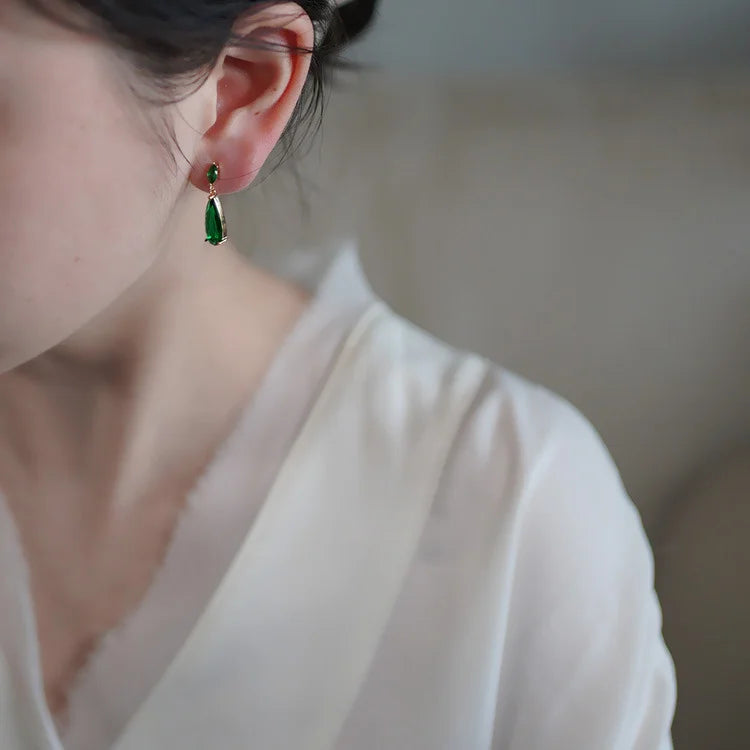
{"left": 190, "top": 2, "right": 314, "bottom": 195}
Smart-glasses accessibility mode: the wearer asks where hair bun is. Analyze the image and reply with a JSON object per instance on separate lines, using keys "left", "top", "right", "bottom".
{"left": 334, "top": 0, "right": 379, "bottom": 46}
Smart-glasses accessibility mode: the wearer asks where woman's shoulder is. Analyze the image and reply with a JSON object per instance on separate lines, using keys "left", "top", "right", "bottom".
{"left": 358, "top": 306, "right": 676, "bottom": 748}
{"left": 357, "top": 302, "right": 659, "bottom": 606}
{"left": 357, "top": 301, "right": 618, "bottom": 484}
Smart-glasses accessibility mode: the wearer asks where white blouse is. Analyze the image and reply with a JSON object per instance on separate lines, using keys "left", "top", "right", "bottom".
{"left": 0, "top": 240, "right": 676, "bottom": 749}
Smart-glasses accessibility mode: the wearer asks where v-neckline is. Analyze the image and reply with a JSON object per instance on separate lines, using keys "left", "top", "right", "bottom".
{"left": 106, "top": 300, "right": 388, "bottom": 749}
{"left": 0, "top": 243, "right": 382, "bottom": 749}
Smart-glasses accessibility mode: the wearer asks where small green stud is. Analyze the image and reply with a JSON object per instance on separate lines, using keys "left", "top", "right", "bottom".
{"left": 207, "top": 163, "right": 219, "bottom": 184}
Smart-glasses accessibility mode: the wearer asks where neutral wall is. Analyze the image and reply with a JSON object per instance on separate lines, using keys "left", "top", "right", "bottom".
{"left": 346, "top": 0, "right": 750, "bottom": 73}
{"left": 227, "top": 69, "right": 750, "bottom": 533}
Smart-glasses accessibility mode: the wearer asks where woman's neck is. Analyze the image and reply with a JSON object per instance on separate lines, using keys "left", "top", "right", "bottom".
{"left": 0, "top": 233, "right": 311, "bottom": 524}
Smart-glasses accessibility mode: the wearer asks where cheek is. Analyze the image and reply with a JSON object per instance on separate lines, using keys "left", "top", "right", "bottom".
{"left": 0, "top": 48, "right": 168, "bottom": 370}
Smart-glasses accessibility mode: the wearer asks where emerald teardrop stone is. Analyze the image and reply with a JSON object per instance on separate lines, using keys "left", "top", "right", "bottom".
{"left": 207, "top": 163, "right": 219, "bottom": 184}
{"left": 205, "top": 196, "right": 225, "bottom": 245}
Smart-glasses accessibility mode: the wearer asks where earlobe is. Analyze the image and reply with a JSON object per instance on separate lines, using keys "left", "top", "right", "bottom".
{"left": 191, "top": 3, "right": 314, "bottom": 195}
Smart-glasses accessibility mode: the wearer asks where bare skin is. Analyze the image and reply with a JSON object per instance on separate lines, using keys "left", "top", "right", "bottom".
{"left": 0, "top": 0, "right": 315, "bottom": 722}
{"left": 0, "top": 239, "right": 312, "bottom": 721}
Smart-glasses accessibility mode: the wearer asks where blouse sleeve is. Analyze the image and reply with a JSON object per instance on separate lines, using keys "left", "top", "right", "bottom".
{"left": 490, "top": 387, "right": 677, "bottom": 750}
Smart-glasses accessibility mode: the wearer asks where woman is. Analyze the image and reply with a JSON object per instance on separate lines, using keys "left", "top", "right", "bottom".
{"left": 0, "top": 1, "right": 676, "bottom": 748}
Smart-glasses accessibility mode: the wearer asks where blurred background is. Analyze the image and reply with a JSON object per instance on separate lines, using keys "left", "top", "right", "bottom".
{"left": 225, "top": 2, "right": 750, "bottom": 747}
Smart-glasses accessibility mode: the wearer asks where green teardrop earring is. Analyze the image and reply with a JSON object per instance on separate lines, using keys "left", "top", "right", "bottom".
{"left": 205, "top": 162, "right": 228, "bottom": 246}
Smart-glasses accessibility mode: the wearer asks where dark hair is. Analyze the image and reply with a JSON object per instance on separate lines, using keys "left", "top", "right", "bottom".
{"left": 21, "top": 0, "right": 380, "bottom": 184}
